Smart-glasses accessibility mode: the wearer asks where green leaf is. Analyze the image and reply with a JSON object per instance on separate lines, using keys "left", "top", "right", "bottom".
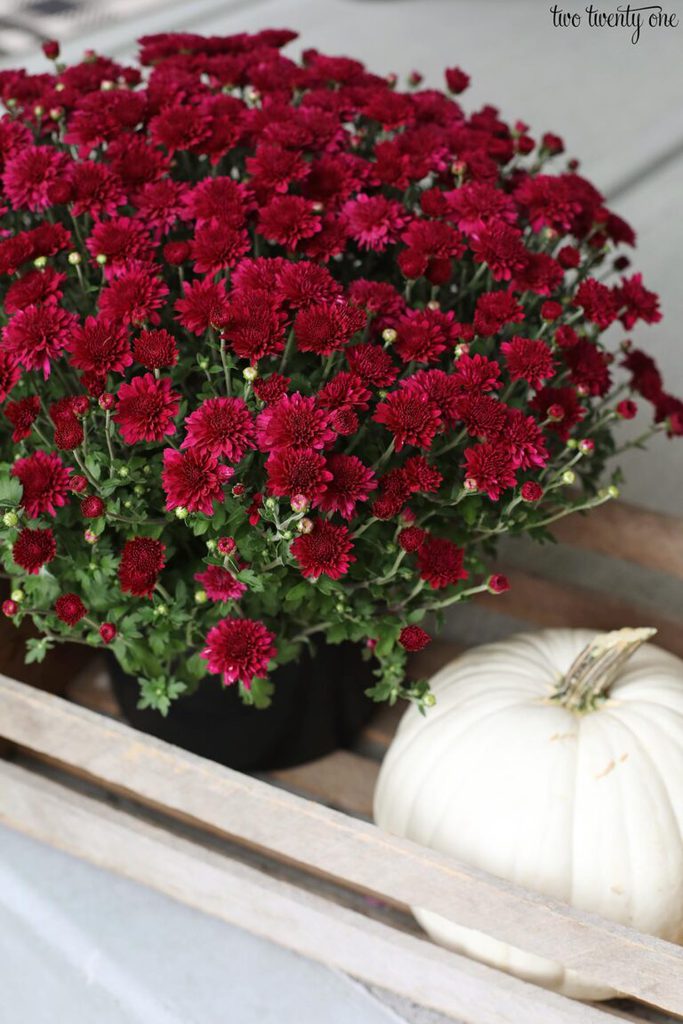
{"left": 239, "top": 676, "right": 274, "bottom": 709}
{"left": 0, "top": 473, "right": 22, "bottom": 507}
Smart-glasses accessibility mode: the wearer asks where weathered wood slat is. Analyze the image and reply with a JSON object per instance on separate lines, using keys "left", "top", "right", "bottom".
{"left": 476, "top": 571, "right": 683, "bottom": 658}
{"left": 552, "top": 503, "right": 683, "bottom": 580}
{"left": 0, "top": 760, "right": 629, "bottom": 1024}
{"left": 1, "top": 676, "right": 681, "bottom": 1013}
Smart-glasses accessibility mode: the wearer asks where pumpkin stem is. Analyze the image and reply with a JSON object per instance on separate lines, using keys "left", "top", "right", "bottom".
{"left": 551, "top": 627, "right": 657, "bottom": 712}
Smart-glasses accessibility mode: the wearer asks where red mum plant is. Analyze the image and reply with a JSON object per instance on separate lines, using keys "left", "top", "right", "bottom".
{"left": 0, "top": 31, "right": 678, "bottom": 713}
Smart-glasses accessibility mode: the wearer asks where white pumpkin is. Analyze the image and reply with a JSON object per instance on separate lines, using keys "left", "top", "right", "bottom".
{"left": 374, "top": 628, "right": 683, "bottom": 1000}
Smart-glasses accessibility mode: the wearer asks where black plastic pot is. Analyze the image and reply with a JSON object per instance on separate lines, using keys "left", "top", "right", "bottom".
{"left": 109, "top": 641, "right": 377, "bottom": 772}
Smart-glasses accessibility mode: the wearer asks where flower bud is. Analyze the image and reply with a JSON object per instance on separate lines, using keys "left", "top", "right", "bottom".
{"left": 562, "top": 469, "right": 576, "bottom": 485}
{"left": 520, "top": 481, "right": 543, "bottom": 502}
{"left": 154, "top": 604, "right": 168, "bottom": 617}
{"left": 194, "top": 589, "right": 208, "bottom": 604}
{"left": 290, "top": 494, "right": 309, "bottom": 513}
{"left": 33, "top": 105, "right": 44, "bottom": 118}
{"left": 2, "top": 511, "right": 18, "bottom": 527}
{"left": 206, "top": 539, "right": 217, "bottom": 552}
{"left": 298, "top": 517, "right": 314, "bottom": 534}
{"left": 197, "top": 356, "right": 210, "bottom": 370}
{"left": 463, "top": 477, "right": 478, "bottom": 492}
{"left": 95, "top": 253, "right": 107, "bottom": 266}
{"left": 382, "top": 328, "right": 397, "bottom": 344}
{"left": 175, "top": 506, "right": 189, "bottom": 520}
{"left": 607, "top": 485, "right": 620, "bottom": 499}
{"left": 217, "top": 536, "right": 236, "bottom": 555}
{"left": 10, "top": 589, "right": 24, "bottom": 603}
{"left": 423, "top": 692, "right": 437, "bottom": 708}
{"left": 81, "top": 495, "right": 105, "bottom": 518}
{"left": 67, "top": 251, "right": 82, "bottom": 265}
{"left": 98, "top": 393, "right": 115, "bottom": 411}
{"left": 243, "top": 366, "right": 258, "bottom": 382}
{"left": 134, "top": 484, "right": 145, "bottom": 496}
{"left": 100, "top": 80, "right": 115, "bottom": 91}
{"left": 488, "top": 573, "right": 510, "bottom": 594}
{"left": 548, "top": 404, "right": 565, "bottom": 421}
{"left": 33, "top": 255, "right": 47, "bottom": 269}
{"left": 264, "top": 497, "right": 277, "bottom": 511}
{"left": 454, "top": 342, "right": 470, "bottom": 358}
{"left": 566, "top": 438, "right": 579, "bottom": 449}
{"left": 578, "top": 438, "right": 595, "bottom": 454}
{"left": 617, "top": 399, "right": 638, "bottom": 420}
{"left": 99, "top": 622, "right": 116, "bottom": 644}
{"left": 42, "top": 39, "right": 60, "bottom": 59}
{"left": 117, "top": 465, "right": 129, "bottom": 477}
{"left": 2, "top": 599, "right": 18, "bottom": 617}
{"left": 84, "top": 529, "right": 98, "bottom": 544}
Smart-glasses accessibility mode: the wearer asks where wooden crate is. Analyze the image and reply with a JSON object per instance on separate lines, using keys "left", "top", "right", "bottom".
{"left": 1, "top": 500, "right": 682, "bottom": 1024}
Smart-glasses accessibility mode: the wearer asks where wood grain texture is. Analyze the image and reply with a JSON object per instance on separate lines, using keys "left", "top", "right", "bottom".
{"left": 0, "top": 760, "right": 625, "bottom": 1024}
{"left": 552, "top": 503, "right": 683, "bottom": 580}
{"left": 475, "top": 571, "right": 683, "bottom": 657}
{"left": 1, "top": 676, "right": 681, "bottom": 1013}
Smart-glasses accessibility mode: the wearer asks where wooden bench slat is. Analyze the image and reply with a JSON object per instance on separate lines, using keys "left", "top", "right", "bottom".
{"left": 551, "top": 503, "right": 683, "bottom": 581}
{"left": 476, "top": 571, "right": 683, "bottom": 658}
{"left": 0, "top": 760, "right": 627, "bottom": 1024}
{"left": 1, "top": 676, "right": 681, "bottom": 1013}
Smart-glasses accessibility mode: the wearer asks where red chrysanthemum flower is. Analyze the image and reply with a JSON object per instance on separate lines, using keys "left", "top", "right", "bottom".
{"left": 500, "top": 337, "right": 555, "bottom": 390}
{"left": 318, "top": 454, "right": 376, "bottom": 519}
{"left": 133, "top": 329, "right": 178, "bottom": 370}
{"left": 473, "top": 291, "right": 525, "bottom": 336}
{"left": 118, "top": 536, "right": 166, "bottom": 598}
{"left": 462, "top": 442, "right": 519, "bottom": 501}
{"left": 294, "top": 301, "right": 366, "bottom": 356}
{"left": 445, "top": 182, "right": 517, "bottom": 236}
{"left": 398, "top": 220, "right": 464, "bottom": 283}
{"left": 266, "top": 448, "right": 332, "bottom": 505}
{"left": 346, "top": 344, "right": 399, "bottom": 388}
{"left": 252, "top": 374, "right": 290, "bottom": 404}
{"left": 12, "top": 450, "right": 70, "bottom": 519}
{"left": 258, "top": 195, "right": 321, "bottom": 250}
{"left": 399, "top": 625, "right": 431, "bottom": 652}
{"left": 563, "top": 338, "right": 612, "bottom": 397}
{"left": 55, "top": 593, "right": 87, "bottom": 626}
{"left": 394, "top": 307, "right": 459, "bottom": 364}
{"left": 87, "top": 217, "right": 154, "bottom": 271}
{"left": 451, "top": 353, "right": 502, "bottom": 394}
{"left": 403, "top": 455, "right": 443, "bottom": 493}
{"left": 469, "top": 223, "right": 528, "bottom": 281}
{"left": 161, "top": 447, "right": 228, "bottom": 516}
{"left": 531, "top": 385, "right": 586, "bottom": 440}
{"left": 4, "top": 267, "right": 64, "bottom": 315}
{"left": 398, "top": 525, "right": 427, "bottom": 552}
{"left": 201, "top": 617, "right": 276, "bottom": 688}
{"left": 191, "top": 221, "right": 250, "bottom": 274}
{"left": 341, "top": 193, "right": 409, "bottom": 251}
{"left": 257, "top": 393, "right": 335, "bottom": 451}
{"left": 503, "top": 409, "right": 549, "bottom": 470}
{"left": 2, "top": 146, "right": 69, "bottom": 211}
{"left": 114, "top": 374, "right": 180, "bottom": 444}
{"left": 291, "top": 519, "right": 355, "bottom": 580}
{"left": 4, "top": 395, "right": 40, "bottom": 442}
{"left": 417, "top": 535, "right": 468, "bottom": 589}
{"left": 274, "top": 260, "right": 342, "bottom": 309}
{"left": 175, "top": 277, "right": 235, "bottom": 336}
{"left": 445, "top": 66, "right": 470, "bottom": 93}
{"left": 13, "top": 527, "right": 56, "bottom": 574}
{"left": 373, "top": 389, "right": 442, "bottom": 451}
{"left": 99, "top": 266, "right": 169, "bottom": 326}
{"left": 0, "top": 350, "right": 21, "bottom": 403}
{"left": 194, "top": 565, "right": 246, "bottom": 603}
{"left": 615, "top": 273, "right": 662, "bottom": 329}
{"left": 220, "top": 289, "right": 286, "bottom": 361}
{"left": 67, "top": 316, "right": 132, "bottom": 376}
{"left": 182, "top": 397, "right": 255, "bottom": 462}
{"left": 574, "top": 278, "right": 618, "bottom": 330}
{"left": 69, "top": 162, "right": 126, "bottom": 218}
{"left": 3, "top": 303, "right": 78, "bottom": 378}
